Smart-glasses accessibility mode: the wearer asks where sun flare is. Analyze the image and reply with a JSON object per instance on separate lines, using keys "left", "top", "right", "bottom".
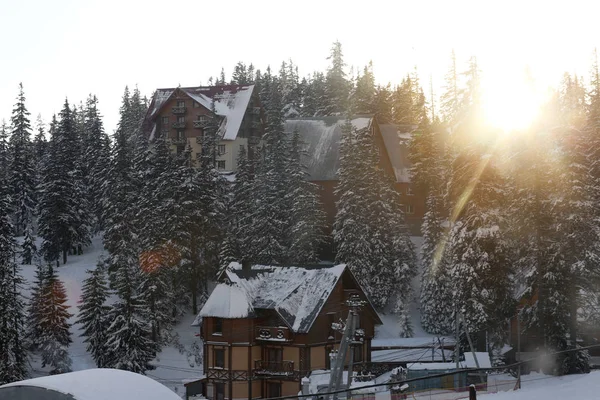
{"left": 481, "top": 72, "right": 544, "bottom": 134}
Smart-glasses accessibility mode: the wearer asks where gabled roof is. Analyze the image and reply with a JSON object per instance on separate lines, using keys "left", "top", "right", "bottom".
{"left": 379, "top": 124, "right": 416, "bottom": 183}
{"left": 194, "top": 262, "right": 382, "bottom": 333}
{"left": 144, "top": 84, "right": 255, "bottom": 141}
{"left": 284, "top": 117, "right": 373, "bottom": 181}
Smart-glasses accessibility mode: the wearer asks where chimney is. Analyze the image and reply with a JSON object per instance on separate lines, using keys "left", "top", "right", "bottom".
{"left": 241, "top": 258, "right": 252, "bottom": 272}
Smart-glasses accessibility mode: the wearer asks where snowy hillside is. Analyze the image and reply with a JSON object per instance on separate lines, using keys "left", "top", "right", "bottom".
{"left": 18, "top": 235, "right": 203, "bottom": 397}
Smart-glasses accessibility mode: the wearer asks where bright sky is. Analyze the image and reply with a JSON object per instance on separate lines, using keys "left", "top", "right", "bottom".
{"left": 1, "top": 0, "right": 598, "bottom": 134}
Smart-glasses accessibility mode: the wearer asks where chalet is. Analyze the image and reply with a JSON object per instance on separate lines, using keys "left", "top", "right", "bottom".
{"left": 192, "top": 262, "right": 382, "bottom": 400}
{"left": 142, "top": 85, "right": 264, "bottom": 171}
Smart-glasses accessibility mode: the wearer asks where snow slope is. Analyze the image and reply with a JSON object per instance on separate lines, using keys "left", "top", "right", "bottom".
{"left": 481, "top": 371, "right": 600, "bottom": 399}
{"left": 18, "top": 235, "right": 203, "bottom": 397}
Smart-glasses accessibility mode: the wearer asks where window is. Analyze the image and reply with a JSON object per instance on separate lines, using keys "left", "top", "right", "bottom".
{"left": 177, "top": 116, "right": 185, "bottom": 123}
{"left": 407, "top": 186, "right": 414, "bottom": 195}
{"left": 239, "top": 144, "right": 245, "bottom": 152}
{"left": 325, "top": 346, "right": 333, "bottom": 369}
{"left": 213, "top": 318, "right": 223, "bottom": 334}
{"left": 177, "top": 130, "right": 185, "bottom": 140}
{"left": 197, "top": 115, "right": 207, "bottom": 122}
{"left": 177, "top": 100, "right": 185, "bottom": 108}
{"left": 217, "top": 160, "right": 226, "bottom": 170}
{"left": 267, "top": 383, "right": 281, "bottom": 398}
{"left": 218, "top": 144, "right": 226, "bottom": 155}
{"left": 215, "top": 383, "right": 225, "bottom": 400}
{"left": 214, "top": 348, "right": 225, "bottom": 368}
{"left": 193, "top": 101, "right": 200, "bottom": 108}
{"left": 406, "top": 204, "right": 414, "bottom": 214}
{"left": 161, "top": 116, "right": 169, "bottom": 126}
{"left": 267, "top": 348, "right": 282, "bottom": 363}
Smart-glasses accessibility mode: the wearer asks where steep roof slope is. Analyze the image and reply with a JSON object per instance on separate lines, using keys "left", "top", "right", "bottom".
{"left": 284, "top": 117, "right": 372, "bottom": 181}
{"left": 379, "top": 124, "right": 415, "bottom": 183}
{"left": 196, "top": 262, "right": 381, "bottom": 333}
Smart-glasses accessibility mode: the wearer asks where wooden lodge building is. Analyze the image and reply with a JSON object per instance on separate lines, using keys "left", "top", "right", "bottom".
{"left": 192, "top": 262, "right": 382, "bottom": 400}
{"left": 141, "top": 84, "right": 265, "bottom": 171}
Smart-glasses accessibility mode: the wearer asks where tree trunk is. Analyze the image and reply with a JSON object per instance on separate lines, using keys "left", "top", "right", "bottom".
{"left": 63, "top": 249, "right": 67, "bottom": 265}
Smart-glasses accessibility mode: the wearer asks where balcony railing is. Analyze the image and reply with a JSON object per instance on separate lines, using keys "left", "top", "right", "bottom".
{"left": 172, "top": 106, "right": 187, "bottom": 115}
{"left": 254, "top": 360, "right": 294, "bottom": 377}
{"left": 193, "top": 120, "right": 210, "bottom": 129}
{"left": 172, "top": 121, "right": 186, "bottom": 129}
{"left": 169, "top": 137, "right": 186, "bottom": 145}
{"left": 256, "top": 326, "right": 292, "bottom": 342}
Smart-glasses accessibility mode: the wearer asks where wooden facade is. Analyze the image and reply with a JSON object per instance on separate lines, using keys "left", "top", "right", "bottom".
{"left": 199, "top": 268, "right": 381, "bottom": 400}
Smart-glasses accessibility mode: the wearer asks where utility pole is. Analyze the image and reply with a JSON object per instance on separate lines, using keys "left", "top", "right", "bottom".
{"left": 517, "top": 313, "right": 521, "bottom": 389}
{"left": 460, "top": 312, "right": 485, "bottom": 385}
{"left": 346, "top": 311, "right": 358, "bottom": 390}
{"left": 328, "top": 294, "right": 365, "bottom": 400}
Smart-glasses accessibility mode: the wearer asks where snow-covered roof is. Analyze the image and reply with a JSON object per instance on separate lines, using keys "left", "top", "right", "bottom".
{"left": 371, "top": 337, "right": 456, "bottom": 349}
{"left": 372, "top": 348, "right": 454, "bottom": 363}
{"left": 0, "top": 368, "right": 182, "bottom": 400}
{"left": 408, "top": 362, "right": 461, "bottom": 370}
{"left": 195, "top": 262, "right": 380, "bottom": 333}
{"left": 284, "top": 117, "right": 373, "bottom": 181}
{"left": 379, "top": 124, "right": 415, "bottom": 184}
{"left": 463, "top": 352, "right": 492, "bottom": 368}
{"left": 145, "top": 85, "right": 255, "bottom": 141}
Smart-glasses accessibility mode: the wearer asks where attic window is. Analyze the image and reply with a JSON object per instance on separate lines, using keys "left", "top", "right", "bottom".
{"left": 193, "top": 101, "right": 200, "bottom": 108}
{"left": 213, "top": 318, "right": 223, "bottom": 335}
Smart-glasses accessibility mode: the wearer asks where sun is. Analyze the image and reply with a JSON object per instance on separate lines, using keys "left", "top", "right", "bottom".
{"left": 481, "top": 71, "right": 543, "bottom": 134}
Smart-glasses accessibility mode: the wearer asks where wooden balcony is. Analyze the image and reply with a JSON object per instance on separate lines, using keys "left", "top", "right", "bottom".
{"left": 172, "top": 106, "right": 187, "bottom": 115}
{"left": 193, "top": 120, "right": 210, "bottom": 129}
{"left": 256, "top": 326, "right": 292, "bottom": 342}
{"left": 254, "top": 360, "right": 294, "bottom": 377}
{"left": 172, "top": 121, "right": 186, "bottom": 129}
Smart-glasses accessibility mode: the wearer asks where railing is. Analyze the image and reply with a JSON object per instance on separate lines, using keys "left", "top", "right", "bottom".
{"left": 256, "top": 326, "right": 292, "bottom": 342}
{"left": 193, "top": 120, "right": 210, "bottom": 128}
{"left": 170, "top": 137, "right": 186, "bottom": 145}
{"left": 254, "top": 360, "right": 294, "bottom": 377}
{"left": 172, "top": 121, "right": 186, "bottom": 129}
{"left": 172, "top": 106, "right": 187, "bottom": 114}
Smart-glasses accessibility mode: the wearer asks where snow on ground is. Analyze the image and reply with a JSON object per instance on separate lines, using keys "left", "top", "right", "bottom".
{"left": 480, "top": 371, "right": 600, "bottom": 399}
{"left": 17, "top": 235, "right": 203, "bottom": 398}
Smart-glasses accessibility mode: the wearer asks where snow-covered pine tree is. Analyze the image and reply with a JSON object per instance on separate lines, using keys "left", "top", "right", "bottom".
{"left": 352, "top": 62, "right": 377, "bottom": 115}
{"left": 374, "top": 84, "right": 393, "bottom": 124}
{"left": 440, "top": 50, "right": 460, "bottom": 126}
{"left": 76, "top": 262, "right": 111, "bottom": 368}
{"left": 302, "top": 72, "right": 327, "bottom": 117}
{"left": 247, "top": 81, "right": 292, "bottom": 265}
{"left": 25, "top": 260, "right": 48, "bottom": 352}
{"left": 21, "top": 222, "right": 36, "bottom": 264}
{"left": 8, "top": 83, "right": 36, "bottom": 236}
{"left": 0, "top": 122, "right": 9, "bottom": 186}
{"left": 287, "top": 130, "right": 325, "bottom": 263}
{"left": 38, "top": 100, "right": 90, "bottom": 266}
{"left": 334, "top": 119, "right": 416, "bottom": 315}
{"left": 0, "top": 177, "right": 28, "bottom": 384}
{"left": 324, "top": 41, "right": 350, "bottom": 116}
{"left": 38, "top": 265, "right": 73, "bottom": 374}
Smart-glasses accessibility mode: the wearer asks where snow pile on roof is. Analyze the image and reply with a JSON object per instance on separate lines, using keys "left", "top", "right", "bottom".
{"left": 284, "top": 117, "right": 372, "bottom": 181}
{"left": 0, "top": 368, "right": 182, "bottom": 400}
{"left": 147, "top": 85, "right": 255, "bottom": 141}
{"left": 196, "top": 263, "right": 347, "bottom": 333}
{"left": 196, "top": 283, "right": 253, "bottom": 320}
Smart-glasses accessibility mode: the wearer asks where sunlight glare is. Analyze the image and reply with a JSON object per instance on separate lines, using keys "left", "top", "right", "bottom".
{"left": 481, "top": 70, "right": 543, "bottom": 134}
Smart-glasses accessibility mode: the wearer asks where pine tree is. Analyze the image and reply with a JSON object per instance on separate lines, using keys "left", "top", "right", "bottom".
{"left": 38, "top": 265, "right": 73, "bottom": 374}
{"left": 287, "top": 130, "right": 325, "bottom": 263}
{"left": 76, "top": 263, "right": 111, "bottom": 368}
{"left": 334, "top": 119, "right": 416, "bottom": 313}
{"left": 0, "top": 178, "right": 28, "bottom": 384}
{"left": 302, "top": 72, "right": 327, "bottom": 117}
{"left": 8, "top": 83, "right": 36, "bottom": 235}
{"left": 25, "top": 260, "right": 48, "bottom": 351}
{"left": 440, "top": 50, "right": 460, "bottom": 126}
{"left": 21, "top": 222, "right": 36, "bottom": 264}
{"left": 38, "top": 100, "right": 91, "bottom": 266}
{"left": 374, "top": 84, "right": 393, "bottom": 124}
{"left": 324, "top": 41, "right": 350, "bottom": 115}
{"left": 352, "top": 62, "right": 377, "bottom": 115}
